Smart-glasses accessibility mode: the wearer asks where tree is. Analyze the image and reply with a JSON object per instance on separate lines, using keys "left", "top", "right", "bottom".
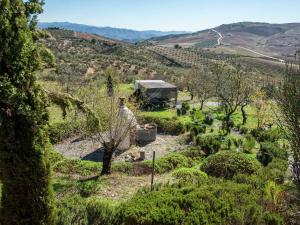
{"left": 0, "top": 0, "right": 54, "bottom": 224}
{"left": 213, "top": 63, "right": 252, "bottom": 133}
{"left": 252, "top": 89, "right": 275, "bottom": 129}
{"left": 275, "top": 53, "right": 300, "bottom": 188}
{"left": 190, "top": 67, "right": 214, "bottom": 110}
{"left": 82, "top": 68, "right": 138, "bottom": 175}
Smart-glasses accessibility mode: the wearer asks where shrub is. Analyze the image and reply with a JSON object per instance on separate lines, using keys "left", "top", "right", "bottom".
{"left": 204, "top": 113, "right": 214, "bottom": 125}
{"left": 242, "top": 134, "right": 256, "bottom": 153}
{"left": 138, "top": 116, "right": 185, "bottom": 135}
{"left": 251, "top": 128, "right": 281, "bottom": 142}
{"left": 181, "top": 102, "right": 190, "bottom": 115}
{"left": 113, "top": 153, "right": 193, "bottom": 175}
{"left": 189, "top": 123, "right": 206, "bottom": 141}
{"left": 180, "top": 147, "right": 204, "bottom": 160}
{"left": 240, "top": 126, "right": 249, "bottom": 134}
{"left": 153, "top": 153, "right": 193, "bottom": 174}
{"left": 196, "top": 135, "right": 221, "bottom": 155}
{"left": 257, "top": 142, "right": 288, "bottom": 166}
{"left": 118, "top": 182, "right": 281, "bottom": 225}
{"left": 49, "top": 149, "right": 101, "bottom": 176}
{"left": 263, "top": 159, "right": 288, "bottom": 183}
{"left": 172, "top": 168, "right": 208, "bottom": 184}
{"left": 56, "top": 196, "right": 118, "bottom": 225}
{"left": 49, "top": 119, "right": 84, "bottom": 144}
{"left": 201, "top": 151, "right": 261, "bottom": 178}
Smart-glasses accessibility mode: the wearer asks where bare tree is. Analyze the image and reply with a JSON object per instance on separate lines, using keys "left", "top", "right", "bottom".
{"left": 213, "top": 63, "right": 253, "bottom": 133}
{"left": 275, "top": 53, "right": 300, "bottom": 188}
{"left": 190, "top": 67, "right": 214, "bottom": 110}
{"left": 83, "top": 68, "right": 138, "bottom": 175}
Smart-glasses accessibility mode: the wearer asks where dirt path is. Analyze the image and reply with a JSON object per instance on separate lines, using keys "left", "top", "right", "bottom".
{"left": 54, "top": 134, "right": 187, "bottom": 162}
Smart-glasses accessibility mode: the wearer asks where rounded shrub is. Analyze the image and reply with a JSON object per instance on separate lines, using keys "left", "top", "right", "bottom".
{"left": 172, "top": 168, "right": 208, "bottom": 184}
{"left": 201, "top": 151, "right": 261, "bottom": 178}
{"left": 196, "top": 135, "right": 221, "bottom": 155}
{"left": 118, "top": 182, "right": 280, "bottom": 225}
{"left": 257, "top": 142, "right": 287, "bottom": 166}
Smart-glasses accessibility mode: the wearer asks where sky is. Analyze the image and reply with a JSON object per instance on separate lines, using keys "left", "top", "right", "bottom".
{"left": 39, "top": 0, "right": 300, "bottom": 31}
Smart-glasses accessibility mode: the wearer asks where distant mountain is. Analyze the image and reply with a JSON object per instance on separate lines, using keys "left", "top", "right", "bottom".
{"left": 150, "top": 22, "right": 300, "bottom": 57}
{"left": 38, "top": 22, "right": 188, "bottom": 43}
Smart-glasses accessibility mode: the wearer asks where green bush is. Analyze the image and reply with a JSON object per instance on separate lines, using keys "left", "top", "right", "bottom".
{"left": 153, "top": 153, "right": 193, "bottom": 174}
{"left": 181, "top": 102, "right": 190, "bottom": 115}
{"left": 113, "top": 153, "right": 193, "bottom": 175}
{"left": 49, "top": 149, "right": 101, "bottom": 176}
{"left": 56, "top": 196, "right": 118, "bottom": 225}
{"left": 201, "top": 151, "right": 261, "bottom": 178}
{"left": 242, "top": 134, "right": 256, "bottom": 153}
{"left": 240, "top": 126, "right": 249, "bottom": 134}
{"left": 257, "top": 142, "right": 287, "bottom": 166}
{"left": 118, "top": 182, "right": 282, "bottom": 225}
{"left": 263, "top": 159, "right": 288, "bottom": 183}
{"left": 138, "top": 116, "right": 185, "bottom": 135}
{"left": 189, "top": 123, "right": 206, "bottom": 141}
{"left": 49, "top": 119, "right": 84, "bottom": 143}
{"left": 204, "top": 113, "right": 214, "bottom": 125}
{"left": 172, "top": 168, "right": 208, "bottom": 184}
{"left": 196, "top": 135, "right": 221, "bottom": 155}
{"left": 251, "top": 128, "right": 281, "bottom": 143}
{"left": 180, "top": 147, "right": 205, "bottom": 160}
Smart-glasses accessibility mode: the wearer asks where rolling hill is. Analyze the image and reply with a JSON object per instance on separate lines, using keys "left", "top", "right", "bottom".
{"left": 149, "top": 22, "right": 300, "bottom": 59}
{"left": 38, "top": 22, "right": 188, "bottom": 43}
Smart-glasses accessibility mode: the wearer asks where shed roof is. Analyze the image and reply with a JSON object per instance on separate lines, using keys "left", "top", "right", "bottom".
{"left": 135, "top": 80, "right": 177, "bottom": 89}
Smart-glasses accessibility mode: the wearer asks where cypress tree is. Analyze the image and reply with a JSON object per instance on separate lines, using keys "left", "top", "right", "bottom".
{"left": 0, "top": 0, "right": 54, "bottom": 224}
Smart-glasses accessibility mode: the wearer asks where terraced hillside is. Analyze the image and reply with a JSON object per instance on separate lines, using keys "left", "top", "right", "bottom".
{"left": 40, "top": 27, "right": 285, "bottom": 94}
{"left": 150, "top": 22, "right": 300, "bottom": 58}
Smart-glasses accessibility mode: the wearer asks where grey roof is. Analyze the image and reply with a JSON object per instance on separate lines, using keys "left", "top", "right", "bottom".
{"left": 136, "top": 80, "right": 177, "bottom": 89}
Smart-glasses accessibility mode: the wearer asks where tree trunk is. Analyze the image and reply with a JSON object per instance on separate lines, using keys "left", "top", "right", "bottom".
{"left": 200, "top": 100, "right": 204, "bottom": 110}
{"left": 225, "top": 113, "right": 232, "bottom": 134}
{"left": 241, "top": 105, "right": 247, "bottom": 125}
{"left": 101, "top": 144, "right": 114, "bottom": 175}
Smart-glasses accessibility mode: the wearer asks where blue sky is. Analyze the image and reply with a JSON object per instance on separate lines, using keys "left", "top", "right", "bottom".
{"left": 39, "top": 0, "right": 300, "bottom": 31}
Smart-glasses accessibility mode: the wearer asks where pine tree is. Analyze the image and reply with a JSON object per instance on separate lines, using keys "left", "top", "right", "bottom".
{"left": 0, "top": 0, "right": 54, "bottom": 224}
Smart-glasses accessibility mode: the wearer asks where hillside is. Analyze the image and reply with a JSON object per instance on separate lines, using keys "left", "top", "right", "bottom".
{"left": 40, "top": 28, "right": 284, "bottom": 93}
{"left": 150, "top": 22, "right": 300, "bottom": 58}
{"left": 39, "top": 22, "right": 188, "bottom": 43}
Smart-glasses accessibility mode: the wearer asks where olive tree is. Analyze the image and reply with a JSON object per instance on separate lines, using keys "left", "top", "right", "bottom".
{"left": 213, "top": 63, "right": 253, "bottom": 133}
{"left": 190, "top": 67, "right": 214, "bottom": 110}
{"left": 0, "top": 0, "right": 54, "bottom": 224}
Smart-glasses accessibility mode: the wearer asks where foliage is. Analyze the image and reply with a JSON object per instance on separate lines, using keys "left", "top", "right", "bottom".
{"left": 201, "top": 151, "right": 261, "bottom": 178}
{"left": 257, "top": 142, "right": 288, "bottom": 166}
{"left": 49, "top": 149, "right": 101, "bottom": 176}
{"left": 0, "top": 0, "right": 54, "bottom": 224}
{"left": 153, "top": 153, "right": 193, "bottom": 174}
{"left": 275, "top": 53, "right": 300, "bottom": 188}
{"left": 251, "top": 128, "right": 281, "bottom": 142}
{"left": 139, "top": 115, "right": 185, "bottom": 135}
{"left": 118, "top": 182, "right": 283, "bottom": 225}
{"left": 196, "top": 135, "right": 221, "bottom": 155}
{"left": 242, "top": 134, "right": 256, "bottom": 153}
{"left": 251, "top": 89, "right": 276, "bottom": 128}
{"left": 49, "top": 119, "right": 84, "bottom": 143}
{"left": 56, "top": 196, "right": 118, "bottom": 225}
{"left": 172, "top": 168, "right": 208, "bottom": 184}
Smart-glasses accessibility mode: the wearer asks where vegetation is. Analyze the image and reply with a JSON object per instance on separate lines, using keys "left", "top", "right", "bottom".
{"left": 1, "top": 3, "right": 300, "bottom": 225}
{"left": 201, "top": 151, "right": 261, "bottom": 178}
{"left": 0, "top": 1, "right": 54, "bottom": 224}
